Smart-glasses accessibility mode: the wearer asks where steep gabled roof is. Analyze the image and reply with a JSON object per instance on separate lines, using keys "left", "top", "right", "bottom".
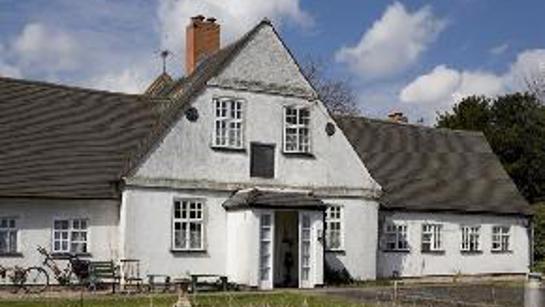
{"left": 335, "top": 115, "right": 532, "bottom": 216}
{"left": 0, "top": 19, "right": 273, "bottom": 199}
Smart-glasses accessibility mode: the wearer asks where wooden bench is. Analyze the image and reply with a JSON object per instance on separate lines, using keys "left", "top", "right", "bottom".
{"left": 147, "top": 274, "right": 171, "bottom": 293}
{"left": 190, "top": 274, "right": 228, "bottom": 293}
{"left": 88, "top": 261, "right": 120, "bottom": 293}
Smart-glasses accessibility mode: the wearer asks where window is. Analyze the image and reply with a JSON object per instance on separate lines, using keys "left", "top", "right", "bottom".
{"left": 250, "top": 143, "right": 275, "bottom": 178}
{"left": 53, "top": 219, "right": 88, "bottom": 254}
{"left": 173, "top": 200, "right": 204, "bottom": 251}
{"left": 384, "top": 223, "right": 409, "bottom": 251}
{"left": 0, "top": 218, "right": 17, "bottom": 254}
{"left": 325, "top": 205, "right": 343, "bottom": 250}
{"left": 284, "top": 107, "right": 310, "bottom": 153}
{"left": 492, "top": 226, "right": 510, "bottom": 252}
{"left": 213, "top": 98, "right": 243, "bottom": 148}
{"left": 461, "top": 225, "right": 481, "bottom": 252}
{"left": 421, "top": 224, "right": 443, "bottom": 252}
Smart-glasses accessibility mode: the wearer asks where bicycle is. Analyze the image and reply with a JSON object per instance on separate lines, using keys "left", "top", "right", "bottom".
{"left": 37, "top": 246, "right": 90, "bottom": 289}
{"left": 0, "top": 264, "right": 49, "bottom": 293}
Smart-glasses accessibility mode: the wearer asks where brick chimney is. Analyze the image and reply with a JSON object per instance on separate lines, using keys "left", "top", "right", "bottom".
{"left": 388, "top": 111, "right": 408, "bottom": 124}
{"left": 185, "top": 15, "right": 220, "bottom": 75}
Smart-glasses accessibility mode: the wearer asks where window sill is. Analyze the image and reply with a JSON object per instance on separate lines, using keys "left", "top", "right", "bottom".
{"left": 170, "top": 249, "right": 207, "bottom": 254}
{"left": 382, "top": 249, "right": 410, "bottom": 253}
{"left": 421, "top": 250, "right": 445, "bottom": 255}
{"left": 461, "top": 250, "right": 483, "bottom": 255}
{"left": 282, "top": 151, "right": 315, "bottom": 159}
{"left": 51, "top": 252, "right": 92, "bottom": 259}
{"left": 491, "top": 250, "right": 512, "bottom": 254}
{"left": 211, "top": 146, "right": 246, "bottom": 153}
{"left": 0, "top": 252, "right": 23, "bottom": 258}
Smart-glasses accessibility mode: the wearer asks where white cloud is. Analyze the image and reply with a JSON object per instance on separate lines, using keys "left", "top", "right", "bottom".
{"left": 335, "top": 2, "right": 446, "bottom": 80}
{"left": 13, "top": 23, "right": 81, "bottom": 73}
{"left": 490, "top": 43, "right": 509, "bottom": 55}
{"left": 0, "top": 43, "right": 21, "bottom": 78}
{"left": 399, "top": 49, "right": 545, "bottom": 118}
{"left": 157, "top": 0, "right": 312, "bottom": 72}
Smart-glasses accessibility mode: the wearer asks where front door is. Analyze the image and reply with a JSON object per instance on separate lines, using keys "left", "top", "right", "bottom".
{"left": 298, "top": 211, "right": 324, "bottom": 288}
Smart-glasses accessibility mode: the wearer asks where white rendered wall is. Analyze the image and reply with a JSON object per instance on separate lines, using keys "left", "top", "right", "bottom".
{"left": 377, "top": 211, "right": 531, "bottom": 278}
{"left": 0, "top": 198, "right": 119, "bottom": 269}
{"left": 121, "top": 188, "right": 229, "bottom": 279}
{"left": 325, "top": 199, "right": 379, "bottom": 281}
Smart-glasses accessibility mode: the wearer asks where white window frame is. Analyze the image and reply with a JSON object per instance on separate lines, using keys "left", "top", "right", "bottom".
{"left": 0, "top": 217, "right": 18, "bottom": 254}
{"left": 325, "top": 205, "right": 343, "bottom": 251}
{"left": 52, "top": 218, "right": 89, "bottom": 254}
{"left": 384, "top": 223, "right": 409, "bottom": 251}
{"left": 283, "top": 106, "right": 311, "bottom": 154}
{"left": 172, "top": 199, "right": 205, "bottom": 251}
{"left": 421, "top": 224, "right": 443, "bottom": 252}
{"left": 212, "top": 97, "right": 244, "bottom": 149}
{"left": 461, "top": 225, "right": 481, "bottom": 252}
{"left": 491, "top": 225, "right": 511, "bottom": 252}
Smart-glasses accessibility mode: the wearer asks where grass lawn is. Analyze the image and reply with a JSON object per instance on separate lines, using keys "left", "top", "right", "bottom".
{"left": 0, "top": 292, "right": 370, "bottom": 307}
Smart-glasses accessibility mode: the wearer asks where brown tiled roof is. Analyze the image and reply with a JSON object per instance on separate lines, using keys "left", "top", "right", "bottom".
{"left": 335, "top": 115, "right": 532, "bottom": 216}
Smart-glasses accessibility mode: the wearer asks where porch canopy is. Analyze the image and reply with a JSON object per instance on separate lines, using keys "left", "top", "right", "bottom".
{"left": 222, "top": 189, "right": 327, "bottom": 211}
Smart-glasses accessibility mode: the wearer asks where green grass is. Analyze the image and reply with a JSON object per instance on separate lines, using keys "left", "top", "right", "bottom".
{"left": 0, "top": 292, "right": 371, "bottom": 307}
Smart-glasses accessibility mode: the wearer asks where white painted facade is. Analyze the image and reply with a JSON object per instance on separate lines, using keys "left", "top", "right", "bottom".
{"left": 378, "top": 211, "right": 531, "bottom": 278}
{"left": 0, "top": 198, "right": 118, "bottom": 270}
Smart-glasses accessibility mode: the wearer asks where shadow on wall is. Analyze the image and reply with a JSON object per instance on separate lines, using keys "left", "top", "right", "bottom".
{"left": 324, "top": 253, "right": 353, "bottom": 285}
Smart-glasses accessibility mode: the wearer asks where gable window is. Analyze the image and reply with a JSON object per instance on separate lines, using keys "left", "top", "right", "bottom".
{"left": 384, "top": 223, "right": 409, "bottom": 251}
{"left": 461, "top": 225, "right": 481, "bottom": 252}
{"left": 325, "top": 205, "right": 343, "bottom": 251}
{"left": 173, "top": 199, "right": 204, "bottom": 251}
{"left": 421, "top": 224, "right": 442, "bottom": 252}
{"left": 0, "top": 218, "right": 17, "bottom": 254}
{"left": 284, "top": 107, "right": 310, "bottom": 153}
{"left": 492, "top": 226, "right": 510, "bottom": 252}
{"left": 213, "top": 98, "right": 243, "bottom": 148}
{"left": 250, "top": 143, "right": 275, "bottom": 178}
{"left": 53, "top": 219, "right": 88, "bottom": 254}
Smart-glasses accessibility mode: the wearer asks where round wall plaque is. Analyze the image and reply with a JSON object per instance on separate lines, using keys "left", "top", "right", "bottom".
{"left": 185, "top": 107, "right": 199, "bottom": 122}
{"left": 325, "top": 122, "right": 336, "bottom": 136}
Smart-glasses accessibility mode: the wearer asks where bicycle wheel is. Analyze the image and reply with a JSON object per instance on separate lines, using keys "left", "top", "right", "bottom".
{"left": 23, "top": 267, "right": 49, "bottom": 293}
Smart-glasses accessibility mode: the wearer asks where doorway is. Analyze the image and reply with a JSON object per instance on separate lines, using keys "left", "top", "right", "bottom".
{"left": 273, "top": 211, "right": 299, "bottom": 287}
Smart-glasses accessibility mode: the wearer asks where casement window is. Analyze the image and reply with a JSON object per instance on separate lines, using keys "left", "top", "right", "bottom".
{"left": 325, "top": 205, "right": 343, "bottom": 251}
{"left": 492, "top": 226, "right": 510, "bottom": 252}
{"left": 421, "top": 224, "right": 443, "bottom": 252}
{"left": 461, "top": 225, "right": 481, "bottom": 252}
{"left": 384, "top": 223, "right": 409, "bottom": 251}
{"left": 213, "top": 98, "right": 244, "bottom": 148}
{"left": 283, "top": 107, "right": 310, "bottom": 153}
{"left": 172, "top": 199, "right": 204, "bottom": 251}
{"left": 0, "top": 218, "right": 17, "bottom": 254}
{"left": 53, "top": 219, "right": 88, "bottom": 254}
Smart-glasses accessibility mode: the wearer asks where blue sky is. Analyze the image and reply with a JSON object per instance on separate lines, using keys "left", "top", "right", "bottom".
{"left": 1, "top": 0, "right": 544, "bottom": 123}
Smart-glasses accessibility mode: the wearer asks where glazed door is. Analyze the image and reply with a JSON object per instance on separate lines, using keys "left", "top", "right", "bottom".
{"left": 298, "top": 211, "right": 324, "bottom": 288}
{"left": 258, "top": 212, "right": 274, "bottom": 289}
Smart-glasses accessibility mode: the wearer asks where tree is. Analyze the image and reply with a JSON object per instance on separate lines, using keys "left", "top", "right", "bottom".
{"left": 437, "top": 93, "right": 545, "bottom": 204}
{"left": 301, "top": 57, "right": 359, "bottom": 115}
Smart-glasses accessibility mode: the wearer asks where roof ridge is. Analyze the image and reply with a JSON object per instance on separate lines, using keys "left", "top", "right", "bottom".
{"left": 336, "top": 114, "right": 486, "bottom": 137}
{"left": 0, "top": 76, "right": 144, "bottom": 99}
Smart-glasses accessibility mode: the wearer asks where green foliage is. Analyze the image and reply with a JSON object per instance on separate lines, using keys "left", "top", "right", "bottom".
{"left": 533, "top": 202, "right": 545, "bottom": 263}
{"left": 436, "top": 93, "right": 545, "bottom": 204}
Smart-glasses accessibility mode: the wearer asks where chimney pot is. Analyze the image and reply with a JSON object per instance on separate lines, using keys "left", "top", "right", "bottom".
{"left": 206, "top": 17, "right": 217, "bottom": 23}
{"left": 192, "top": 15, "right": 205, "bottom": 22}
{"left": 388, "top": 111, "right": 408, "bottom": 124}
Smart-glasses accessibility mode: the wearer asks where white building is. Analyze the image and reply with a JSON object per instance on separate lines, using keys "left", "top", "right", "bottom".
{"left": 0, "top": 16, "right": 532, "bottom": 289}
